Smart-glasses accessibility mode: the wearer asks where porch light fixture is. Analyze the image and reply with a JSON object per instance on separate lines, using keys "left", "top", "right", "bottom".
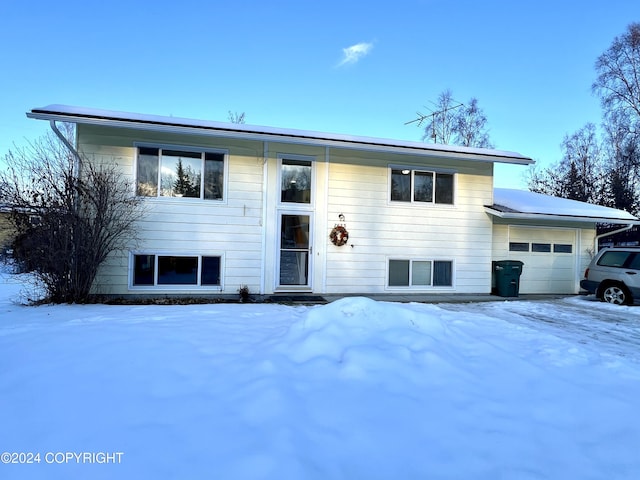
{"left": 401, "top": 169, "right": 410, "bottom": 175}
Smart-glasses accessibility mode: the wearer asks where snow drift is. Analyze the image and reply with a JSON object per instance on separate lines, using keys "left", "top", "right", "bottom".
{"left": 1, "top": 272, "right": 639, "bottom": 479}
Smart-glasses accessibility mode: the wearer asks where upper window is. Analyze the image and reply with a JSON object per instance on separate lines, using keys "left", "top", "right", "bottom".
{"left": 390, "top": 169, "right": 454, "bottom": 204}
{"left": 281, "top": 158, "right": 312, "bottom": 204}
{"left": 136, "top": 147, "right": 225, "bottom": 200}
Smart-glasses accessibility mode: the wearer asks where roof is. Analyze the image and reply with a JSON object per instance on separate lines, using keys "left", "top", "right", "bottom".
{"left": 487, "top": 188, "right": 639, "bottom": 224}
{"left": 27, "top": 105, "right": 534, "bottom": 166}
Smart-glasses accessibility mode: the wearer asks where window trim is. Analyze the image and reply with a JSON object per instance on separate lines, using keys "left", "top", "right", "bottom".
{"left": 134, "top": 142, "right": 229, "bottom": 203}
{"left": 388, "top": 165, "right": 456, "bottom": 206}
{"left": 277, "top": 154, "right": 316, "bottom": 208}
{"left": 129, "top": 252, "right": 224, "bottom": 291}
{"left": 386, "top": 257, "right": 455, "bottom": 290}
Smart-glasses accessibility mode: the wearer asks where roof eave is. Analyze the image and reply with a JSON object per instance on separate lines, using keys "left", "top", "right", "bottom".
{"left": 27, "top": 108, "right": 534, "bottom": 166}
{"left": 484, "top": 206, "right": 640, "bottom": 225}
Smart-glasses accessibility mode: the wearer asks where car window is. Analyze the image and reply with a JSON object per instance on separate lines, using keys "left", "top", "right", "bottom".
{"left": 597, "top": 251, "right": 632, "bottom": 267}
{"left": 628, "top": 253, "right": 640, "bottom": 270}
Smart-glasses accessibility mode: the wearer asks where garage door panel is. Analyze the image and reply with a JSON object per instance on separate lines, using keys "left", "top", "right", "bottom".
{"left": 507, "top": 227, "right": 577, "bottom": 294}
{"left": 510, "top": 229, "right": 575, "bottom": 244}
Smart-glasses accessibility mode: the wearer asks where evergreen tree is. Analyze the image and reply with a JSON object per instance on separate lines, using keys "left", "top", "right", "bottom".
{"left": 173, "top": 159, "right": 199, "bottom": 197}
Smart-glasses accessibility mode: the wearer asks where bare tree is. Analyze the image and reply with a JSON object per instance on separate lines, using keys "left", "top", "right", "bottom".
{"left": 227, "top": 111, "right": 246, "bottom": 124}
{"left": 418, "top": 90, "right": 459, "bottom": 144}
{"left": 409, "top": 90, "right": 493, "bottom": 148}
{"left": 593, "top": 23, "right": 640, "bottom": 135}
{"left": 560, "top": 123, "right": 604, "bottom": 202}
{"left": 526, "top": 23, "right": 640, "bottom": 220}
{"left": 0, "top": 125, "right": 145, "bottom": 303}
{"left": 527, "top": 124, "right": 606, "bottom": 204}
{"left": 602, "top": 110, "right": 640, "bottom": 213}
{"left": 592, "top": 22, "right": 640, "bottom": 215}
{"left": 454, "top": 98, "right": 494, "bottom": 149}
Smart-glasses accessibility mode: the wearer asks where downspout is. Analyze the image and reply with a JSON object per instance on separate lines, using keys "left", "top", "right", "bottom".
{"left": 594, "top": 223, "right": 635, "bottom": 251}
{"left": 49, "top": 120, "right": 82, "bottom": 169}
{"left": 49, "top": 120, "right": 82, "bottom": 296}
{"left": 260, "top": 141, "right": 269, "bottom": 295}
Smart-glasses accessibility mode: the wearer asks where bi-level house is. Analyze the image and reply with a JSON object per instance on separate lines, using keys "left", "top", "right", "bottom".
{"left": 27, "top": 105, "right": 638, "bottom": 299}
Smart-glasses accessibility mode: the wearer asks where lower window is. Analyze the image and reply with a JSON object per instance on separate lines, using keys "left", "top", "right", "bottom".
{"left": 133, "top": 254, "right": 221, "bottom": 287}
{"left": 388, "top": 259, "right": 453, "bottom": 287}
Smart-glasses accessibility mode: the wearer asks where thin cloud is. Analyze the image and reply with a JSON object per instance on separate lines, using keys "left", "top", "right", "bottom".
{"left": 337, "top": 42, "right": 373, "bottom": 67}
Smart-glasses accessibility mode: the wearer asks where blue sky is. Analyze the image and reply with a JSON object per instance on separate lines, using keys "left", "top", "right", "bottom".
{"left": 1, "top": 0, "right": 639, "bottom": 187}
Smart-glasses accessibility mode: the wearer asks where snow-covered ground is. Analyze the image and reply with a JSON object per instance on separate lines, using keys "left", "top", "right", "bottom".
{"left": 1, "top": 269, "right": 640, "bottom": 480}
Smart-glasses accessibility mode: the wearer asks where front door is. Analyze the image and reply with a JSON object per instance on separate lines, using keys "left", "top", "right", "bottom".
{"left": 278, "top": 213, "right": 312, "bottom": 288}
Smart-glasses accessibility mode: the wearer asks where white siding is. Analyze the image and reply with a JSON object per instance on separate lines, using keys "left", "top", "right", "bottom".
{"left": 78, "top": 125, "right": 264, "bottom": 296}
{"left": 321, "top": 155, "right": 495, "bottom": 294}
{"left": 81, "top": 123, "right": 595, "bottom": 298}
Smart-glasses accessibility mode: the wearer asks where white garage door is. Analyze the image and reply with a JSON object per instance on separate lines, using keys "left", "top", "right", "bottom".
{"left": 507, "top": 227, "right": 577, "bottom": 294}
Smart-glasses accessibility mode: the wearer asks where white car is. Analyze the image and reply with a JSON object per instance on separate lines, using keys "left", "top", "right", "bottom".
{"left": 580, "top": 247, "right": 640, "bottom": 305}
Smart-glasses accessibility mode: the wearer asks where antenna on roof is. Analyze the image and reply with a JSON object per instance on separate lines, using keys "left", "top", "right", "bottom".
{"left": 405, "top": 101, "right": 464, "bottom": 128}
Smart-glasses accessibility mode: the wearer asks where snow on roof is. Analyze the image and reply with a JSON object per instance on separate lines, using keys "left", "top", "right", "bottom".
{"left": 27, "top": 104, "right": 534, "bottom": 165}
{"left": 492, "top": 188, "right": 638, "bottom": 223}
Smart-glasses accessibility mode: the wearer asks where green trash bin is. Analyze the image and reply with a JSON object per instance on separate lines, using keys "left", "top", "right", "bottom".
{"left": 492, "top": 260, "right": 524, "bottom": 297}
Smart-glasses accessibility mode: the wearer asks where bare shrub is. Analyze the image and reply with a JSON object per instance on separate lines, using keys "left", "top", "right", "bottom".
{"left": 0, "top": 125, "right": 145, "bottom": 303}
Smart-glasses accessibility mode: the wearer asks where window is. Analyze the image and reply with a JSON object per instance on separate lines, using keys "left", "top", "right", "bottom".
{"left": 554, "top": 244, "right": 573, "bottom": 253}
{"left": 509, "top": 242, "right": 529, "bottom": 252}
{"left": 132, "top": 254, "right": 221, "bottom": 287}
{"left": 629, "top": 254, "right": 640, "bottom": 270}
{"left": 136, "top": 147, "right": 225, "bottom": 200}
{"left": 158, "top": 256, "right": 198, "bottom": 285}
{"left": 281, "top": 158, "right": 312, "bottom": 204}
{"left": 532, "top": 243, "right": 551, "bottom": 253}
{"left": 390, "top": 169, "right": 454, "bottom": 204}
{"left": 389, "top": 260, "right": 410, "bottom": 286}
{"left": 133, "top": 254, "right": 155, "bottom": 286}
{"left": 388, "top": 259, "right": 453, "bottom": 287}
{"left": 597, "top": 251, "right": 631, "bottom": 268}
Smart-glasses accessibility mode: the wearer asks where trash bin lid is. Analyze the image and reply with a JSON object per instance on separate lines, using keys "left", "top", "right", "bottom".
{"left": 494, "top": 260, "right": 524, "bottom": 267}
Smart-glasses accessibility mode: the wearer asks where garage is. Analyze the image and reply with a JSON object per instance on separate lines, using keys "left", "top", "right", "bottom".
{"left": 506, "top": 226, "right": 577, "bottom": 294}
{"left": 487, "top": 188, "right": 638, "bottom": 296}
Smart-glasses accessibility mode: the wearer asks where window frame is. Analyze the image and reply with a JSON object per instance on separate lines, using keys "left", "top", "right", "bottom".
{"left": 277, "top": 154, "right": 316, "bottom": 208}
{"left": 389, "top": 166, "right": 456, "bottom": 206}
{"left": 129, "top": 252, "right": 224, "bottom": 291}
{"left": 134, "top": 143, "right": 229, "bottom": 203}
{"left": 386, "top": 257, "right": 455, "bottom": 289}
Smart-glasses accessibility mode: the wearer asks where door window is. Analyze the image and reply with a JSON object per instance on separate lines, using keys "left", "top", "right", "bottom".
{"left": 279, "top": 214, "right": 311, "bottom": 286}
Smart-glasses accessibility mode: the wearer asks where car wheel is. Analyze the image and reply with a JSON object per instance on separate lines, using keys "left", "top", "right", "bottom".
{"left": 601, "top": 284, "right": 631, "bottom": 305}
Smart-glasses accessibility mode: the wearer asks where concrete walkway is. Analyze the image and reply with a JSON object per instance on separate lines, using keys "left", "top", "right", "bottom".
{"left": 268, "top": 293, "right": 576, "bottom": 305}
{"left": 322, "top": 293, "right": 575, "bottom": 304}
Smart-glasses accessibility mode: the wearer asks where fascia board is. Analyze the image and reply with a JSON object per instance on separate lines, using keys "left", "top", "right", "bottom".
{"left": 485, "top": 206, "right": 640, "bottom": 225}
{"left": 27, "top": 108, "right": 534, "bottom": 166}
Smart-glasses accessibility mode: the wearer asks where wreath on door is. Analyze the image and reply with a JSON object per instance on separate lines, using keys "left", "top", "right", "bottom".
{"left": 329, "top": 225, "right": 349, "bottom": 246}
